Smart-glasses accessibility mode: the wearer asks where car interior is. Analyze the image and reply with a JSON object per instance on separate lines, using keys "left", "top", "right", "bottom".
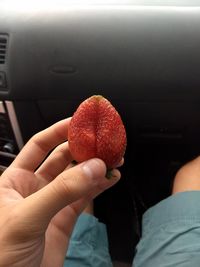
{"left": 1, "top": 0, "right": 200, "bottom": 266}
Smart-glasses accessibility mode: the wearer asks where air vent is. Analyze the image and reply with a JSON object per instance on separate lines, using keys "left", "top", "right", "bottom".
{"left": 0, "top": 36, "right": 8, "bottom": 65}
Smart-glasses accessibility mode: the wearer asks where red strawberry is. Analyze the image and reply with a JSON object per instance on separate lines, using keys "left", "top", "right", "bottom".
{"left": 68, "top": 95, "right": 127, "bottom": 169}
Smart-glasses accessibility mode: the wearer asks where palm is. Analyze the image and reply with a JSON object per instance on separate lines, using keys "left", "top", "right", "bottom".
{"left": 0, "top": 118, "right": 85, "bottom": 267}
{"left": 0, "top": 119, "right": 118, "bottom": 267}
{"left": 1, "top": 165, "right": 81, "bottom": 267}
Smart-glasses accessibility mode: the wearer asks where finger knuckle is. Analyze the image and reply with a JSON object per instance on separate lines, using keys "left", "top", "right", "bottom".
{"left": 55, "top": 173, "right": 73, "bottom": 198}
{"left": 30, "top": 132, "right": 49, "bottom": 152}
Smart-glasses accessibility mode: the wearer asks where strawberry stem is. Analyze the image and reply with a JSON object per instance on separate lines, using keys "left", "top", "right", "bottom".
{"left": 71, "top": 160, "right": 78, "bottom": 166}
{"left": 106, "top": 169, "right": 113, "bottom": 179}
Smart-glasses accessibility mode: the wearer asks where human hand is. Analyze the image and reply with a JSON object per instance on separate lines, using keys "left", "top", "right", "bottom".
{"left": 0, "top": 118, "right": 121, "bottom": 267}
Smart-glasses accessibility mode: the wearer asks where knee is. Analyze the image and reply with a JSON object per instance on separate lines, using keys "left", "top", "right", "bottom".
{"left": 172, "top": 156, "right": 200, "bottom": 194}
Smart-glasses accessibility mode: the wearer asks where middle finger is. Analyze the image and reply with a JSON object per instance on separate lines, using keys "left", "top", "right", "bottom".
{"left": 35, "top": 142, "right": 73, "bottom": 183}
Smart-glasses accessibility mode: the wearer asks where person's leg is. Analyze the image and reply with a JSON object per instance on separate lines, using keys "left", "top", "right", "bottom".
{"left": 64, "top": 202, "right": 112, "bottom": 267}
{"left": 133, "top": 156, "right": 200, "bottom": 267}
{"left": 172, "top": 156, "right": 200, "bottom": 194}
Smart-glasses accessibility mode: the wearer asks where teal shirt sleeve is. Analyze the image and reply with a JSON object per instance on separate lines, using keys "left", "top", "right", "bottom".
{"left": 64, "top": 213, "right": 112, "bottom": 267}
{"left": 133, "top": 191, "right": 200, "bottom": 267}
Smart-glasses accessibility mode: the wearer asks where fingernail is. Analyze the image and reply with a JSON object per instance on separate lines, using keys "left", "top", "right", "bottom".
{"left": 81, "top": 159, "right": 106, "bottom": 180}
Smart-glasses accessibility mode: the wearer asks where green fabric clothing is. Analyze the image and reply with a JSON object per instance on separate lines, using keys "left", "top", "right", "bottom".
{"left": 64, "top": 213, "right": 112, "bottom": 267}
{"left": 64, "top": 192, "right": 200, "bottom": 267}
{"left": 133, "top": 191, "right": 200, "bottom": 267}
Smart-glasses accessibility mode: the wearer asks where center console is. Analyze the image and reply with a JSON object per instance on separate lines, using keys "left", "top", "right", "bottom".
{"left": 0, "top": 101, "right": 23, "bottom": 171}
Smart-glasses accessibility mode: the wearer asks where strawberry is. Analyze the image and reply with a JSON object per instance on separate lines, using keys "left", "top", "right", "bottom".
{"left": 68, "top": 95, "right": 127, "bottom": 169}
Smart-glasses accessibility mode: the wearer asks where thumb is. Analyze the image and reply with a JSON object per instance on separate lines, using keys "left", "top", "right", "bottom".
{"left": 19, "top": 158, "right": 106, "bottom": 228}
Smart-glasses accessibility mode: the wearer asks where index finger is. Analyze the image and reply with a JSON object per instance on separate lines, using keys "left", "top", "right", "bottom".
{"left": 11, "top": 118, "right": 71, "bottom": 171}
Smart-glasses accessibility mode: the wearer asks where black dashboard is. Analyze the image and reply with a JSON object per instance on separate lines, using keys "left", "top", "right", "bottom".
{"left": 1, "top": 3, "right": 200, "bottom": 138}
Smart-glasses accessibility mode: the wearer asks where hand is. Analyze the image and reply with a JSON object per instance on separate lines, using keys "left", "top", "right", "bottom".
{"left": 173, "top": 156, "right": 200, "bottom": 194}
{"left": 0, "top": 118, "right": 121, "bottom": 267}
